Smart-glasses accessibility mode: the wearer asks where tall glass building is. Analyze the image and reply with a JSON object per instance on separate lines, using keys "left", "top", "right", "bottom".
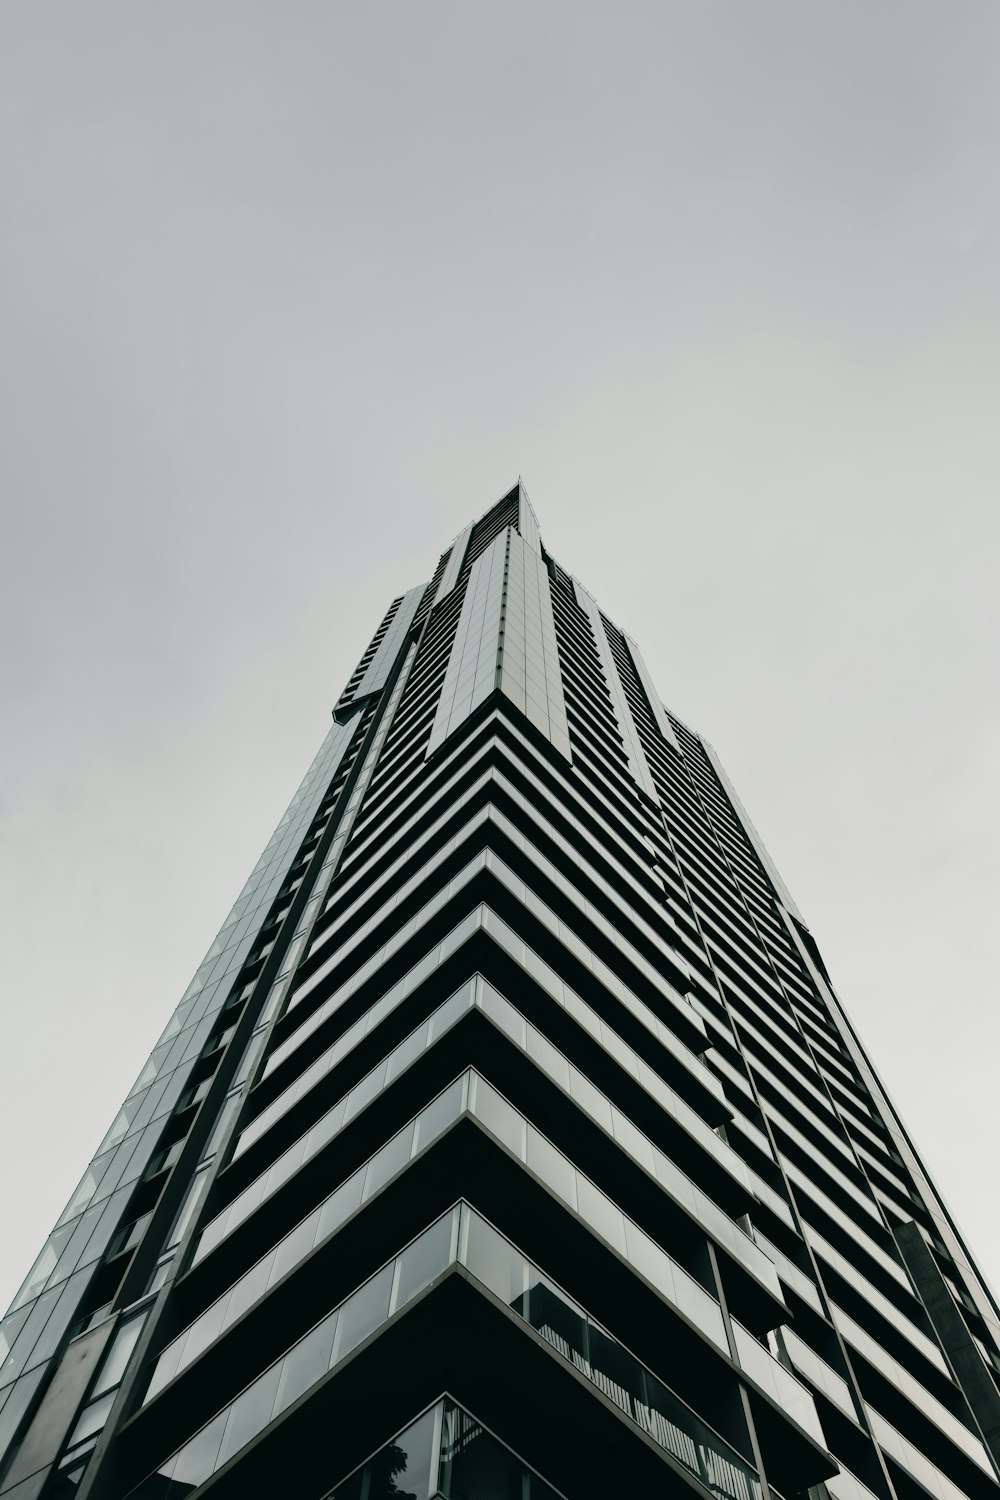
{"left": 2, "top": 485, "right": 999, "bottom": 1500}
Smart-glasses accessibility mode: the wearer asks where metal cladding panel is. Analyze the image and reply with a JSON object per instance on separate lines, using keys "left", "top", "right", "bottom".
{"left": 573, "top": 579, "right": 659, "bottom": 804}
{"left": 625, "top": 634, "right": 683, "bottom": 755}
{"left": 434, "top": 521, "right": 473, "bottom": 605}
{"left": 425, "top": 530, "right": 508, "bottom": 757}
{"left": 10, "top": 487, "right": 1000, "bottom": 1500}
{"left": 501, "top": 529, "right": 571, "bottom": 761}
{"left": 426, "top": 527, "right": 570, "bottom": 762}
{"left": 517, "top": 482, "right": 542, "bottom": 556}
{"left": 351, "top": 584, "right": 425, "bottom": 702}
{"left": 0, "top": 1322, "right": 115, "bottom": 1494}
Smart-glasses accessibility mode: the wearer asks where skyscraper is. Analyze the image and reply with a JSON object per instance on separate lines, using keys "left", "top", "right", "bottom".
{"left": 2, "top": 484, "right": 999, "bottom": 1500}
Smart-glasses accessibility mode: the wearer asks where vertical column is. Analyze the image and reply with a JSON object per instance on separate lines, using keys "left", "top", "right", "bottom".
{"left": 433, "top": 522, "right": 473, "bottom": 606}
{"left": 573, "top": 579, "right": 659, "bottom": 803}
{"left": 626, "top": 634, "right": 683, "bottom": 755}
{"left": 517, "top": 482, "right": 542, "bottom": 556}
{"left": 350, "top": 584, "right": 425, "bottom": 702}
{"left": 501, "top": 530, "right": 570, "bottom": 760}
{"left": 426, "top": 527, "right": 570, "bottom": 762}
{"left": 425, "top": 531, "right": 508, "bottom": 757}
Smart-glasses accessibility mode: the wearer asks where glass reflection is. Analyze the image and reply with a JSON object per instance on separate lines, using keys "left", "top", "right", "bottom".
{"left": 327, "top": 1405, "right": 437, "bottom": 1500}
{"left": 132, "top": 1210, "right": 462, "bottom": 1497}
{"left": 147, "top": 1080, "right": 469, "bottom": 1401}
{"left": 133, "top": 1204, "right": 758, "bottom": 1500}
{"left": 458, "top": 1208, "right": 760, "bottom": 1500}
{"left": 437, "top": 1400, "right": 561, "bottom": 1500}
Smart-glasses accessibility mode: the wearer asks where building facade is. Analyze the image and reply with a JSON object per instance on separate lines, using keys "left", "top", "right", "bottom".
{"left": 2, "top": 484, "right": 999, "bottom": 1500}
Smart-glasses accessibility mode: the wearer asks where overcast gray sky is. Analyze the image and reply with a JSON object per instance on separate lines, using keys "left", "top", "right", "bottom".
{"left": 1, "top": 2, "right": 998, "bottom": 1315}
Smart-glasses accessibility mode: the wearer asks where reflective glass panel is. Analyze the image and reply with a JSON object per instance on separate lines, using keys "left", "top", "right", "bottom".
{"left": 438, "top": 1400, "right": 561, "bottom": 1500}
{"left": 331, "top": 1263, "right": 394, "bottom": 1365}
{"left": 326, "top": 1405, "right": 437, "bottom": 1500}
{"left": 393, "top": 1211, "right": 456, "bottom": 1312}
{"left": 215, "top": 1362, "right": 282, "bottom": 1471}
{"left": 273, "top": 1311, "right": 338, "bottom": 1418}
{"left": 462, "top": 1211, "right": 528, "bottom": 1313}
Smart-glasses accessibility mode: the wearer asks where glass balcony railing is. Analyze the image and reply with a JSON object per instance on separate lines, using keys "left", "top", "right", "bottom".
{"left": 152, "top": 1063, "right": 729, "bottom": 1402}
{"left": 866, "top": 1406, "right": 982, "bottom": 1500}
{"left": 132, "top": 1203, "right": 762, "bottom": 1500}
{"left": 209, "top": 969, "right": 776, "bottom": 1305}
{"left": 825, "top": 1467, "right": 885, "bottom": 1500}
{"left": 324, "top": 1398, "right": 562, "bottom": 1500}
{"left": 146, "top": 1075, "right": 470, "bottom": 1401}
{"left": 730, "top": 1322, "right": 826, "bottom": 1446}
{"left": 458, "top": 1206, "right": 761, "bottom": 1500}
{"left": 192, "top": 981, "right": 479, "bottom": 1264}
